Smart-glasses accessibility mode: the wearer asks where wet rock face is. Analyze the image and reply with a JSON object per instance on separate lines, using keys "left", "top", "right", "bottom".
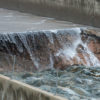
{"left": 53, "top": 29, "right": 100, "bottom": 69}
{"left": 82, "top": 30, "right": 100, "bottom": 60}
{"left": 86, "top": 32, "right": 100, "bottom": 61}
{"left": 0, "top": 28, "right": 100, "bottom": 71}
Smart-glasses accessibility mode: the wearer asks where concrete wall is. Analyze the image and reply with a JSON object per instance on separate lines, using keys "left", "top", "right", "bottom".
{"left": 0, "top": 0, "right": 100, "bottom": 27}
{"left": 0, "top": 75, "right": 67, "bottom": 100}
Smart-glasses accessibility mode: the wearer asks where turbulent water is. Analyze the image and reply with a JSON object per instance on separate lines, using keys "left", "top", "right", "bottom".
{"left": 1, "top": 65, "right": 100, "bottom": 100}
{"left": 0, "top": 28, "right": 100, "bottom": 71}
{"left": 1, "top": 0, "right": 100, "bottom": 27}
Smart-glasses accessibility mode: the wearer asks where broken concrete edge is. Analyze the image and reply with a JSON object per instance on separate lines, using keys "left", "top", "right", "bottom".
{"left": 0, "top": 74, "right": 68, "bottom": 100}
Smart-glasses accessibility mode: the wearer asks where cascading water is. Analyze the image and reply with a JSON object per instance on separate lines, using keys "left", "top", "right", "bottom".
{"left": 0, "top": 27, "right": 100, "bottom": 72}
{"left": 56, "top": 28, "right": 100, "bottom": 67}
{"left": 0, "top": 27, "right": 100, "bottom": 100}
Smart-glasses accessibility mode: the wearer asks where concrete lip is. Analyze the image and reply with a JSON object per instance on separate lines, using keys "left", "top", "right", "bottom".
{"left": 0, "top": 8, "right": 100, "bottom": 34}
{"left": 0, "top": 8, "right": 84, "bottom": 33}
{"left": 0, "top": 74, "right": 67, "bottom": 100}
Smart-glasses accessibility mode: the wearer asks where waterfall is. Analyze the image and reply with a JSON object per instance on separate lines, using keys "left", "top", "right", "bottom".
{"left": 56, "top": 28, "right": 100, "bottom": 67}
{"left": 0, "top": 28, "right": 100, "bottom": 72}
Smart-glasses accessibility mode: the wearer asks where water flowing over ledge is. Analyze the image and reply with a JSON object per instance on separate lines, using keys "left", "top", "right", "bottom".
{"left": 0, "top": 27, "right": 100, "bottom": 72}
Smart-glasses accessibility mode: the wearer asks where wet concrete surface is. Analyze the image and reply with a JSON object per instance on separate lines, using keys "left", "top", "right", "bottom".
{"left": 0, "top": 8, "right": 87, "bottom": 33}
{"left": 0, "top": 0, "right": 100, "bottom": 27}
{"left": 0, "top": 8, "right": 100, "bottom": 36}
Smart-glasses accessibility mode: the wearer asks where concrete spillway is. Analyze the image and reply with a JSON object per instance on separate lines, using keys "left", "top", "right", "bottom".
{"left": 0, "top": 0, "right": 100, "bottom": 27}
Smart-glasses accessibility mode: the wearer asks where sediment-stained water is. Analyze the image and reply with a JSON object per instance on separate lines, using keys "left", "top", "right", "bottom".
{"left": 1, "top": 65, "right": 100, "bottom": 100}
